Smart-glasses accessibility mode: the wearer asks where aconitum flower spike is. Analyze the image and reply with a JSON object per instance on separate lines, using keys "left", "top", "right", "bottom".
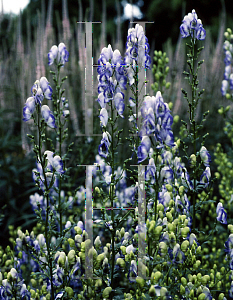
{"left": 216, "top": 202, "right": 227, "bottom": 224}
{"left": 180, "top": 9, "right": 206, "bottom": 41}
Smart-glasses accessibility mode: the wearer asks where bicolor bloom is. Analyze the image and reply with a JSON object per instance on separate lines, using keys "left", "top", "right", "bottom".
{"left": 48, "top": 43, "right": 69, "bottom": 66}
{"left": 221, "top": 80, "right": 229, "bottom": 96}
{"left": 99, "top": 108, "right": 108, "bottom": 127}
{"left": 200, "top": 166, "right": 211, "bottom": 188}
{"left": 44, "top": 150, "right": 65, "bottom": 174}
{"left": 98, "top": 132, "right": 111, "bottom": 158}
{"left": 216, "top": 202, "right": 227, "bottom": 224}
{"left": 172, "top": 244, "right": 185, "bottom": 264}
{"left": 137, "top": 136, "right": 151, "bottom": 163}
{"left": 22, "top": 97, "right": 36, "bottom": 121}
{"left": 200, "top": 146, "right": 211, "bottom": 166}
{"left": 41, "top": 105, "right": 56, "bottom": 128}
{"left": 125, "top": 23, "right": 151, "bottom": 72}
{"left": 180, "top": 9, "right": 206, "bottom": 40}
{"left": 31, "top": 77, "right": 53, "bottom": 104}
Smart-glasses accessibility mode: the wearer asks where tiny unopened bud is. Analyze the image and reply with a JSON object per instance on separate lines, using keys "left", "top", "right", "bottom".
{"left": 65, "top": 287, "right": 74, "bottom": 299}
{"left": 102, "top": 287, "right": 112, "bottom": 299}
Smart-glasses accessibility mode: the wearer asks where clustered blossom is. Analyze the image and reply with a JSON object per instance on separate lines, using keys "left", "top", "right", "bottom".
{"left": 137, "top": 91, "right": 174, "bottom": 163}
{"left": 180, "top": 9, "right": 206, "bottom": 40}
{"left": 221, "top": 39, "right": 233, "bottom": 96}
{"left": 22, "top": 77, "right": 56, "bottom": 128}
{"left": 97, "top": 44, "right": 127, "bottom": 121}
{"left": 0, "top": 268, "right": 31, "bottom": 299}
{"left": 48, "top": 43, "right": 69, "bottom": 66}
{"left": 124, "top": 23, "right": 151, "bottom": 85}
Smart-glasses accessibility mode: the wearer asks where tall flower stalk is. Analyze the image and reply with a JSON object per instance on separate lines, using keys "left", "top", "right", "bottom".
{"left": 180, "top": 9, "right": 211, "bottom": 230}
{"left": 21, "top": 43, "right": 69, "bottom": 299}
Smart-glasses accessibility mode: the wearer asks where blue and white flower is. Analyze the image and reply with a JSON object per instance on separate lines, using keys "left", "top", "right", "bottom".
{"left": 216, "top": 202, "right": 227, "bottom": 225}
{"left": 180, "top": 9, "right": 206, "bottom": 40}
{"left": 41, "top": 105, "right": 56, "bottom": 128}
{"left": 48, "top": 43, "right": 69, "bottom": 66}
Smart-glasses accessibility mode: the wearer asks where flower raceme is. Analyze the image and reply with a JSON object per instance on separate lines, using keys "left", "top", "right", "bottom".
{"left": 97, "top": 44, "right": 127, "bottom": 120}
{"left": 48, "top": 43, "right": 69, "bottom": 66}
{"left": 22, "top": 77, "right": 56, "bottom": 128}
{"left": 137, "top": 91, "right": 174, "bottom": 163}
{"left": 180, "top": 9, "right": 206, "bottom": 41}
{"left": 124, "top": 23, "right": 151, "bottom": 85}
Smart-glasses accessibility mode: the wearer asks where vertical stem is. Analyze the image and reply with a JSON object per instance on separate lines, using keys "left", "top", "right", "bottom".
{"left": 191, "top": 36, "right": 197, "bottom": 230}
{"left": 37, "top": 105, "right": 55, "bottom": 300}
{"left": 110, "top": 100, "right": 115, "bottom": 289}
{"left": 55, "top": 66, "right": 63, "bottom": 236}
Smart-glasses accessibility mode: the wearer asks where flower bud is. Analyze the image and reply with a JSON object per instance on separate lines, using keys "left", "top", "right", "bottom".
{"left": 196, "top": 246, "right": 202, "bottom": 254}
{"left": 68, "top": 238, "right": 75, "bottom": 248}
{"left": 94, "top": 236, "right": 101, "bottom": 249}
{"left": 157, "top": 203, "right": 164, "bottom": 212}
{"left": 201, "top": 275, "right": 210, "bottom": 285}
{"left": 166, "top": 212, "right": 173, "bottom": 222}
{"left": 79, "top": 251, "right": 85, "bottom": 263}
{"left": 218, "top": 293, "right": 226, "bottom": 300}
{"left": 154, "top": 226, "right": 162, "bottom": 238}
{"left": 228, "top": 224, "right": 233, "bottom": 233}
{"left": 102, "top": 287, "right": 112, "bottom": 298}
{"left": 160, "top": 287, "right": 168, "bottom": 296}
{"left": 167, "top": 223, "right": 175, "bottom": 233}
{"left": 181, "top": 227, "right": 190, "bottom": 238}
{"left": 189, "top": 289, "right": 194, "bottom": 298}
{"left": 190, "top": 154, "right": 196, "bottom": 168}
{"left": 149, "top": 285, "right": 156, "bottom": 296}
{"left": 68, "top": 249, "right": 76, "bottom": 264}
{"left": 74, "top": 226, "right": 82, "bottom": 235}
{"left": 136, "top": 276, "right": 145, "bottom": 288}
{"left": 179, "top": 186, "right": 185, "bottom": 195}
{"left": 95, "top": 187, "right": 100, "bottom": 195}
{"left": 116, "top": 258, "right": 125, "bottom": 269}
{"left": 118, "top": 246, "right": 126, "bottom": 256}
{"left": 181, "top": 240, "right": 189, "bottom": 252}
{"left": 181, "top": 277, "right": 187, "bottom": 286}
{"left": 95, "top": 278, "right": 102, "bottom": 288}
{"left": 65, "top": 287, "right": 74, "bottom": 299}
{"left": 180, "top": 285, "right": 185, "bottom": 295}
{"left": 168, "top": 102, "right": 173, "bottom": 110}
{"left": 165, "top": 184, "right": 173, "bottom": 192}
{"left": 198, "top": 293, "right": 206, "bottom": 300}
{"left": 148, "top": 220, "right": 155, "bottom": 233}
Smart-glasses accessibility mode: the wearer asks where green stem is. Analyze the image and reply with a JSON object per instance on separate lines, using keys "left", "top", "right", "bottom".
{"left": 110, "top": 100, "right": 115, "bottom": 289}
{"left": 37, "top": 105, "right": 55, "bottom": 300}
{"left": 190, "top": 36, "right": 197, "bottom": 230}
{"left": 57, "top": 68, "right": 63, "bottom": 236}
